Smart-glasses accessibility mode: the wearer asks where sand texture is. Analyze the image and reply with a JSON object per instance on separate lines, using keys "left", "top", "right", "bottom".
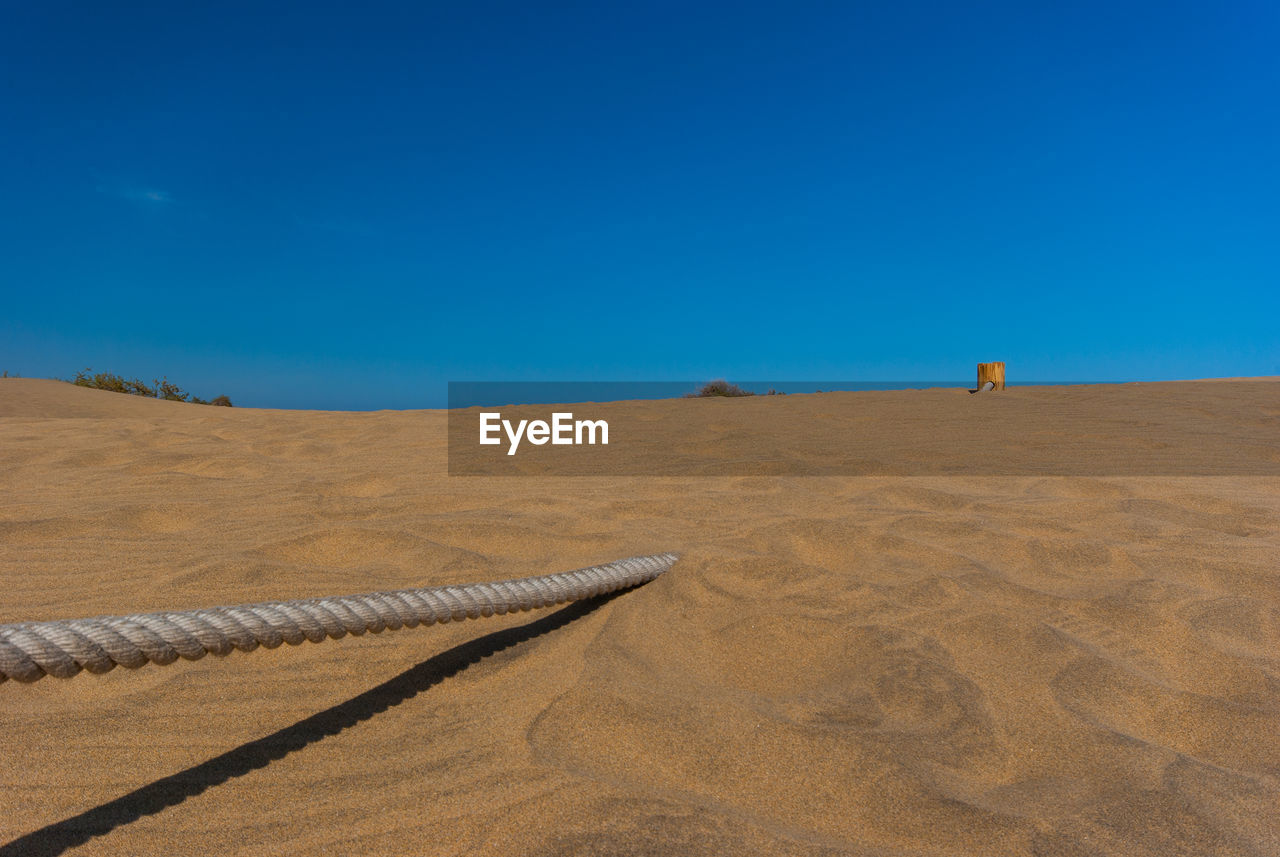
{"left": 1, "top": 378, "right": 1278, "bottom": 856}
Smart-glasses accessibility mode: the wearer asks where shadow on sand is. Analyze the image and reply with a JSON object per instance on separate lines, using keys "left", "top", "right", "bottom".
{"left": 2, "top": 594, "right": 617, "bottom": 857}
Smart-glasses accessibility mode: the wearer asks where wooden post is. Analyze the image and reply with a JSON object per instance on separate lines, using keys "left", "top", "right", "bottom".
{"left": 977, "top": 362, "right": 1006, "bottom": 391}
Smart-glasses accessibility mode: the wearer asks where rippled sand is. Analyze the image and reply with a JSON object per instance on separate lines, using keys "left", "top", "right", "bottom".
{"left": 1, "top": 378, "right": 1277, "bottom": 856}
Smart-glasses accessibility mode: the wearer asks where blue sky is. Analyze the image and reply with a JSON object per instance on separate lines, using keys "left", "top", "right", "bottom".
{"left": 2, "top": 1, "right": 1276, "bottom": 408}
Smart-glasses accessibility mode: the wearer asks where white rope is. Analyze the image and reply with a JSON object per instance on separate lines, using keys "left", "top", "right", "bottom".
{"left": 0, "top": 553, "right": 677, "bottom": 684}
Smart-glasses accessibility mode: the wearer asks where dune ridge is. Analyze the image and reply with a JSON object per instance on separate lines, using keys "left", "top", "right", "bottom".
{"left": 1, "top": 378, "right": 1277, "bottom": 856}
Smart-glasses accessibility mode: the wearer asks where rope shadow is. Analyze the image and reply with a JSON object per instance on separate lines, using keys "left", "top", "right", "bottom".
{"left": 1, "top": 594, "right": 618, "bottom": 857}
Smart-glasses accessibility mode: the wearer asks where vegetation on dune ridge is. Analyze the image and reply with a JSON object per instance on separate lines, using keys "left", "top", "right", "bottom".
{"left": 685, "top": 380, "right": 784, "bottom": 398}
{"left": 69, "top": 369, "right": 233, "bottom": 406}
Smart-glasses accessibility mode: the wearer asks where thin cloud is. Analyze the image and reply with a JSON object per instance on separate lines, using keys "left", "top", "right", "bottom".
{"left": 96, "top": 182, "right": 172, "bottom": 204}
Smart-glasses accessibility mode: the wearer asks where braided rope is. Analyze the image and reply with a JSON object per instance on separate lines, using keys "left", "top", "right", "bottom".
{"left": 0, "top": 552, "right": 677, "bottom": 684}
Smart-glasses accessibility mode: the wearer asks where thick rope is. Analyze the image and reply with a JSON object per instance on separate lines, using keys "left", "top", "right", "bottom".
{"left": 0, "top": 553, "right": 677, "bottom": 684}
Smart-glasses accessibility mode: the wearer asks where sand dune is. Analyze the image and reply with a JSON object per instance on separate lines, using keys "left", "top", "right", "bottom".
{"left": 1, "top": 378, "right": 1278, "bottom": 856}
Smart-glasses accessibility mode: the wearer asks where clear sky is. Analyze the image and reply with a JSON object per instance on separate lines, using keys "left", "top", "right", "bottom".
{"left": 2, "top": 1, "right": 1276, "bottom": 408}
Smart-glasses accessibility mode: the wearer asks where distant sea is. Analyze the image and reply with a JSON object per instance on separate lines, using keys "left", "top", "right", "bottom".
{"left": 447, "top": 381, "right": 1096, "bottom": 409}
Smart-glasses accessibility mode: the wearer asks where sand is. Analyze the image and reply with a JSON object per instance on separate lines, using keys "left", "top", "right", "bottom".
{"left": 0, "top": 377, "right": 1277, "bottom": 856}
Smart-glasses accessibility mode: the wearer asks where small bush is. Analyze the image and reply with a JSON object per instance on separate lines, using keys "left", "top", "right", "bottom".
{"left": 73, "top": 369, "right": 154, "bottom": 397}
{"left": 70, "top": 368, "right": 232, "bottom": 407}
{"left": 685, "top": 379, "right": 756, "bottom": 398}
{"left": 154, "top": 377, "right": 189, "bottom": 402}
